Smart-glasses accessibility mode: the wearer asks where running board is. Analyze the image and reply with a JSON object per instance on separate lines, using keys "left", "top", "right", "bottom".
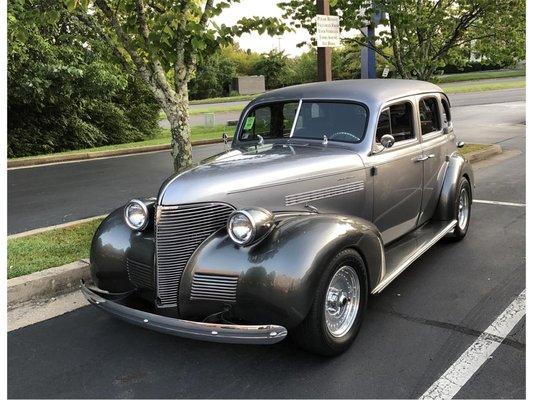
{"left": 372, "top": 220, "right": 457, "bottom": 294}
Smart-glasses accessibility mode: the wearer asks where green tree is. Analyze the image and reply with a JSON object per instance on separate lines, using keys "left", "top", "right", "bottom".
{"left": 8, "top": 0, "right": 160, "bottom": 157}
{"left": 68, "top": 0, "right": 287, "bottom": 172}
{"left": 189, "top": 52, "right": 237, "bottom": 99}
{"left": 253, "top": 50, "right": 292, "bottom": 89}
{"left": 279, "top": 0, "right": 525, "bottom": 80}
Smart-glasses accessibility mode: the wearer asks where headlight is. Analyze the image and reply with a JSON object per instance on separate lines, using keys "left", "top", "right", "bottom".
{"left": 124, "top": 199, "right": 149, "bottom": 231}
{"left": 227, "top": 208, "right": 273, "bottom": 246}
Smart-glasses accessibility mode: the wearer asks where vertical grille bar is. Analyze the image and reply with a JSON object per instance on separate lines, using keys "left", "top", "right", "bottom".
{"left": 155, "top": 203, "right": 235, "bottom": 308}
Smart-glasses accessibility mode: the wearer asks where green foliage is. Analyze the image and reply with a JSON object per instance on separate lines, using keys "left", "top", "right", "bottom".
{"left": 252, "top": 50, "right": 293, "bottom": 90}
{"left": 279, "top": 0, "right": 526, "bottom": 80}
{"left": 8, "top": 0, "right": 160, "bottom": 157}
{"left": 189, "top": 52, "right": 237, "bottom": 99}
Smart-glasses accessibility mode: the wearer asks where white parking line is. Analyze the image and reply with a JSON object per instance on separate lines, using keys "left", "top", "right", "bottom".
{"left": 419, "top": 290, "right": 526, "bottom": 400}
{"left": 473, "top": 199, "right": 526, "bottom": 207}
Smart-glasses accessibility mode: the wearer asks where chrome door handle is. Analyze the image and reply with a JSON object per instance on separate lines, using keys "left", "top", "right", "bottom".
{"left": 413, "top": 155, "right": 429, "bottom": 162}
{"left": 427, "top": 154, "right": 436, "bottom": 159}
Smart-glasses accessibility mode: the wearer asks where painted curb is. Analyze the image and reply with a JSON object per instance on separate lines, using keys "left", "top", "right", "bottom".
{"left": 463, "top": 144, "right": 503, "bottom": 163}
{"left": 7, "top": 137, "right": 233, "bottom": 168}
{"left": 8, "top": 260, "right": 91, "bottom": 309}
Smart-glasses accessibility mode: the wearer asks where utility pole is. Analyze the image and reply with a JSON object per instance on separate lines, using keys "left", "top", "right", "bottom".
{"left": 361, "top": 2, "right": 381, "bottom": 79}
{"left": 316, "top": 0, "right": 332, "bottom": 81}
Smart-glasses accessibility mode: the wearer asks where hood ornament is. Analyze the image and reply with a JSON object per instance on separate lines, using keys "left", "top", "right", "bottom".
{"left": 322, "top": 135, "right": 328, "bottom": 146}
{"left": 257, "top": 135, "right": 264, "bottom": 146}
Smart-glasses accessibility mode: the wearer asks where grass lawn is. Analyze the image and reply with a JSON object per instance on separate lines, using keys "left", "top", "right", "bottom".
{"left": 10, "top": 125, "right": 233, "bottom": 161}
{"left": 458, "top": 143, "right": 490, "bottom": 156}
{"left": 433, "top": 69, "right": 525, "bottom": 84}
{"left": 7, "top": 142, "right": 491, "bottom": 279}
{"left": 443, "top": 79, "right": 525, "bottom": 94}
{"left": 190, "top": 94, "right": 255, "bottom": 105}
{"left": 7, "top": 218, "right": 104, "bottom": 279}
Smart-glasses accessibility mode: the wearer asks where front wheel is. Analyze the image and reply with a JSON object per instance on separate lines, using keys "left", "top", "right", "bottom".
{"left": 448, "top": 177, "right": 472, "bottom": 241}
{"left": 290, "top": 249, "right": 368, "bottom": 356}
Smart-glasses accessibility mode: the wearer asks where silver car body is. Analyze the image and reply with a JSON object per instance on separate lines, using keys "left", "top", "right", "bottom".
{"left": 85, "top": 79, "right": 473, "bottom": 344}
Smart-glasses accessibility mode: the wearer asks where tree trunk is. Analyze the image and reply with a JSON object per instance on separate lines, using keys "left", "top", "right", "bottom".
{"left": 165, "top": 83, "right": 193, "bottom": 173}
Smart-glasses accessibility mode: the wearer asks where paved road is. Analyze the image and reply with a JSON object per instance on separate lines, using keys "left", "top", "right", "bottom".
{"left": 163, "top": 88, "right": 526, "bottom": 128}
{"left": 8, "top": 137, "right": 525, "bottom": 398}
{"left": 8, "top": 89, "right": 525, "bottom": 234}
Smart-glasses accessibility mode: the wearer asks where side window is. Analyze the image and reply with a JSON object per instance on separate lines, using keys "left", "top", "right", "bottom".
{"left": 240, "top": 102, "right": 299, "bottom": 141}
{"left": 375, "top": 102, "right": 414, "bottom": 144}
{"left": 419, "top": 97, "right": 442, "bottom": 135}
{"left": 441, "top": 98, "right": 451, "bottom": 127}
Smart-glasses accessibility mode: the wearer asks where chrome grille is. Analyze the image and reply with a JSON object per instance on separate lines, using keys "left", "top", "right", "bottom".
{"left": 126, "top": 258, "right": 154, "bottom": 289}
{"left": 191, "top": 273, "right": 238, "bottom": 303}
{"left": 155, "top": 203, "right": 235, "bottom": 308}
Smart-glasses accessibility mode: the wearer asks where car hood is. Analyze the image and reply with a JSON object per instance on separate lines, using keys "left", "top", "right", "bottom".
{"left": 157, "top": 142, "right": 365, "bottom": 209}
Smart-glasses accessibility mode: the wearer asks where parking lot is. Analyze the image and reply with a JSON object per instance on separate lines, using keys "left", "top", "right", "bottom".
{"left": 8, "top": 90, "right": 525, "bottom": 398}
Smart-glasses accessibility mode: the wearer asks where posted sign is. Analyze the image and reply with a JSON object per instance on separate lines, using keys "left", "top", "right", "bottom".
{"left": 316, "top": 15, "right": 340, "bottom": 48}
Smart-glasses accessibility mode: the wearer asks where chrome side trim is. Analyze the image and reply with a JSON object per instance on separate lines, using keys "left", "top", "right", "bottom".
{"left": 285, "top": 181, "right": 365, "bottom": 206}
{"left": 371, "top": 220, "right": 457, "bottom": 294}
{"left": 227, "top": 167, "right": 364, "bottom": 194}
{"left": 81, "top": 282, "right": 287, "bottom": 345}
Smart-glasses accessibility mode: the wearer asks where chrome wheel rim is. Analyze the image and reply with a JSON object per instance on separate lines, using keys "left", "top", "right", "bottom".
{"left": 324, "top": 265, "right": 360, "bottom": 338}
{"left": 458, "top": 188, "right": 470, "bottom": 230}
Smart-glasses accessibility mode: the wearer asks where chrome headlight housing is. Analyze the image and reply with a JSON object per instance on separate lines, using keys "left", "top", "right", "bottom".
{"left": 227, "top": 208, "right": 274, "bottom": 246}
{"left": 124, "top": 199, "right": 150, "bottom": 231}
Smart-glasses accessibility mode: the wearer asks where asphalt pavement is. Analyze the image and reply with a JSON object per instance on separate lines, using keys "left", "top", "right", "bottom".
{"left": 8, "top": 135, "right": 525, "bottom": 398}
{"left": 7, "top": 88, "right": 525, "bottom": 234}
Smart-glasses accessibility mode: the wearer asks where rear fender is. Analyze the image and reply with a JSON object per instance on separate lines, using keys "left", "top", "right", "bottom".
{"left": 434, "top": 152, "right": 474, "bottom": 221}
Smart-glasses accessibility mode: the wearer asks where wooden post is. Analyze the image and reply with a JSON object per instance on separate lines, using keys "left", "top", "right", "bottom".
{"left": 317, "top": 0, "right": 332, "bottom": 81}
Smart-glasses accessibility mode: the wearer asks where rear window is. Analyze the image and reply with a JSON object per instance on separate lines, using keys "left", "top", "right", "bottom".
{"left": 240, "top": 101, "right": 368, "bottom": 144}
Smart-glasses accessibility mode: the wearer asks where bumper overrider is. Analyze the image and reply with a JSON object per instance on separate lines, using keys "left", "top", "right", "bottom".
{"left": 80, "top": 281, "right": 288, "bottom": 344}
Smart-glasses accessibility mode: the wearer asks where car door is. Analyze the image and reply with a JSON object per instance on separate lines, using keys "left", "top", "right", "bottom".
{"left": 417, "top": 94, "right": 450, "bottom": 225}
{"left": 368, "top": 98, "right": 424, "bottom": 245}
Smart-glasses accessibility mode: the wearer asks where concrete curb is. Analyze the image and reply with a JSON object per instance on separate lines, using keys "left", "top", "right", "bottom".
{"left": 8, "top": 260, "right": 92, "bottom": 309}
{"left": 7, "top": 143, "right": 504, "bottom": 309}
{"left": 463, "top": 144, "right": 503, "bottom": 163}
{"left": 8, "top": 137, "right": 231, "bottom": 168}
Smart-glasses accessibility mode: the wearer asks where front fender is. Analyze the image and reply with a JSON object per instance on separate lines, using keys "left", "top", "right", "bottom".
{"left": 433, "top": 152, "right": 474, "bottom": 221}
{"left": 179, "top": 214, "right": 384, "bottom": 328}
{"left": 90, "top": 206, "right": 155, "bottom": 293}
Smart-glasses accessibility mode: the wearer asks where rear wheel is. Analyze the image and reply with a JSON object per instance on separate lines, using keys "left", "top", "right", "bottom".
{"left": 449, "top": 177, "right": 472, "bottom": 241}
{"left": 291, "top": 249, "right": 368, "bottom": 356}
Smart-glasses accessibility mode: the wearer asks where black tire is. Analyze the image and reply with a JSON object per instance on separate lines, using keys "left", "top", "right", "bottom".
{"left": 448, "top": 176, "right": 472, "bottom": 241}
{"left": 290, "top": 249, "right": 368, "bottom": 356}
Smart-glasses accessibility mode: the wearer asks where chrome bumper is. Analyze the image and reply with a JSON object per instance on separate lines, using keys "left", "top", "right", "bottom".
{"left": 80, "top": 281, "right": 287, "bottom": 344}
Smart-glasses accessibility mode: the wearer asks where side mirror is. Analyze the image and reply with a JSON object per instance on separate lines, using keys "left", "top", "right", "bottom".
{"left": 457, "top": 141, "right": 465, "bottom": 149}
{"left": 380, "top": 134, "right": 395, "bottom": 149}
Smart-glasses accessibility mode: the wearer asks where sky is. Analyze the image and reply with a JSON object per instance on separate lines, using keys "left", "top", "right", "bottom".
{"left": 215, "top": 0, "right": 312, "bottom": 56}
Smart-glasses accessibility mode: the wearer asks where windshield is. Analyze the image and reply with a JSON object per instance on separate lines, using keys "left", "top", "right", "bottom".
{"left": 239, "top": 101, "right": 368, "bottom": 144}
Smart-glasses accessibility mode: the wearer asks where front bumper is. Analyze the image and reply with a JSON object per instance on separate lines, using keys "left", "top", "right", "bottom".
{"left": 81, "top": 281, "right": 288, "bottom": 344}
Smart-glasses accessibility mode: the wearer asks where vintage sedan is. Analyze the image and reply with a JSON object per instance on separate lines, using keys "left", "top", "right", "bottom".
{"left": 82, "top": 79, "right": 473, "bottom": 356}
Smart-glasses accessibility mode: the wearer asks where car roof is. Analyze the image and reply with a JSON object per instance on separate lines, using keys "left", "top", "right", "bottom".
{"left": 251, "top": 79, "right": 444, "bottom": 106}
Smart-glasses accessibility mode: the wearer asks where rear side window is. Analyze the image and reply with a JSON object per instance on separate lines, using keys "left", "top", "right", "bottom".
{"left": 375, "top": 102, "right": 415, "bottom": 143}
{"left": 419, "top": 97, "right": 442, "bottom": 135}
